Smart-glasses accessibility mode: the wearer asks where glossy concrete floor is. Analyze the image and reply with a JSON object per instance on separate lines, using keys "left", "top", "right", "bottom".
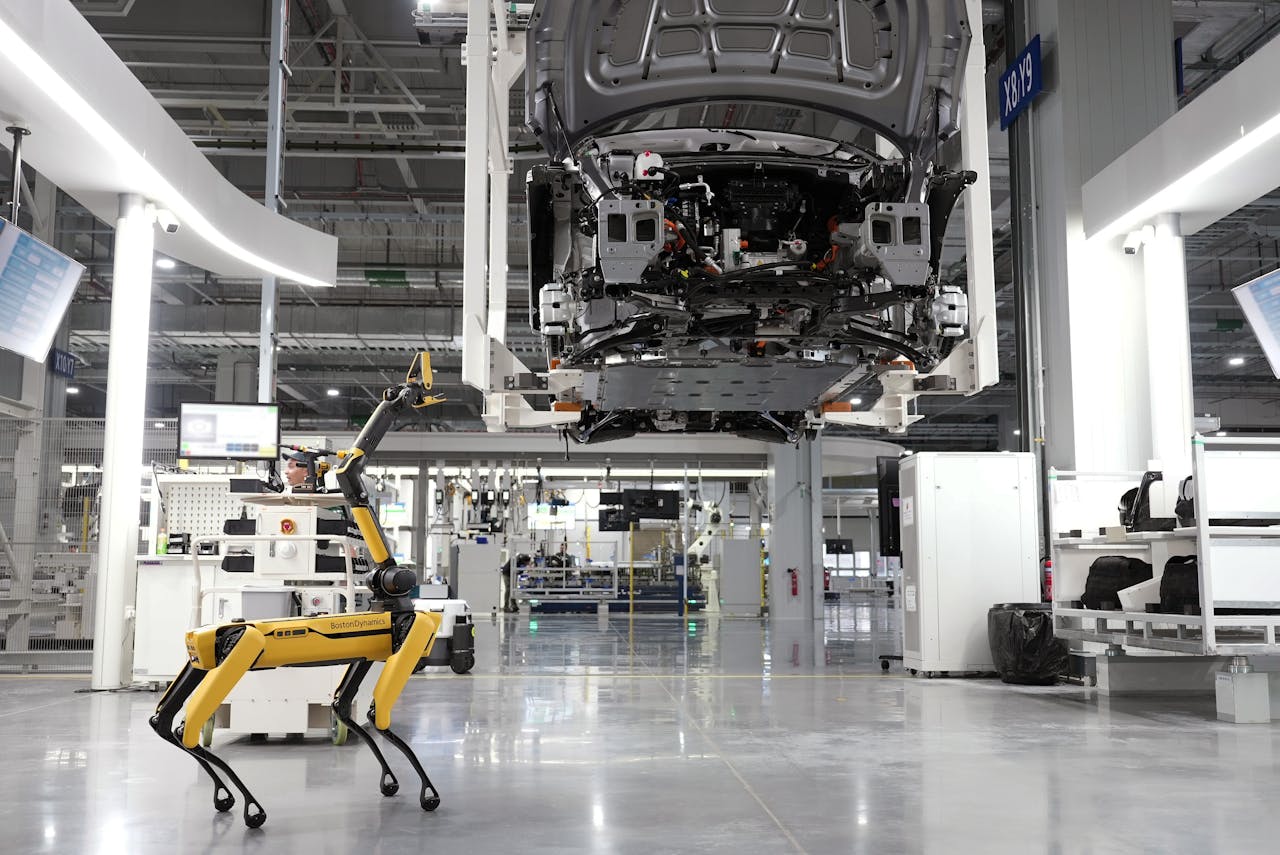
{"left": 2, "top": 598, "right": 1279, "bottom": 854}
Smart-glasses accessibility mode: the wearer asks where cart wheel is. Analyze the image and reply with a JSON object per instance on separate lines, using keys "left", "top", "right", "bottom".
{"left": 909, "top": 669, "right": 918, "bottom": 676}
{"left": 331, "top": 713, "right": 349, "bottom": 746}
{"left": 200, "top": 717, "right": 214, "bottom": 748}
{"left": 450, "top": 652, "right": 475, "bottom": 675}
{"left": 880, "top": 659, "right": 890, "bottom": 672}
{"left": 925, "top": 672, "right": 937, "bottom": 679}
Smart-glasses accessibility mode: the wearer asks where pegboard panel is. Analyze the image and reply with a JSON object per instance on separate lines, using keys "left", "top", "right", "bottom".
{"left": 159, "top": 475, "right": 257, "bottom": 539}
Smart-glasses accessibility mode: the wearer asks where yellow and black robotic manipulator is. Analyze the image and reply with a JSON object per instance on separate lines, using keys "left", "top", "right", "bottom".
{"left": 150, "top": 354, "right": 447, "bottom": 829}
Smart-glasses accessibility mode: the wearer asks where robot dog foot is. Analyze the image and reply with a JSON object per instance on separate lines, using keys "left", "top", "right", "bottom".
{"left": 150, "top": 709, "right": 236, "bottom": 815}
{"left": 175, "top": 725, "right": 268, "bottom": 828}
{"left": 368, "top": 709, "right": 441, "bottom": 812}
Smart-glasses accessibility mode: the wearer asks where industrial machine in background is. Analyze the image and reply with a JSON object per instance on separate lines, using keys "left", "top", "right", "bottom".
{"left": 597, "top": 489, "right": 680, "bottom": 531}
{"left": 719, "top": 538, "right": 764, "bottom": 618}
{"left": 898, "top": 452, "right": 1040, "bottom": 677}
{"left": 449, "top": 539, "right": 503, "bottom": 614}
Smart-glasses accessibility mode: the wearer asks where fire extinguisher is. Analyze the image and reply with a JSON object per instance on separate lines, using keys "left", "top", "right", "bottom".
{"left": 1043, "top": 558, "right": 1053, "bottom": 603}
{"left": 788, "top": 568, "right": 799, "bottom": 597}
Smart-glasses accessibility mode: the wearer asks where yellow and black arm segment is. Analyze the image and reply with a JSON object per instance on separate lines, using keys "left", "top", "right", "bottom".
{"left": 332, "top": 351, "right": 444, "bottom": 610}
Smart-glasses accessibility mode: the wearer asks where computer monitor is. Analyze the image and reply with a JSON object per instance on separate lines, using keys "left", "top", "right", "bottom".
{"left": 0, "top": 218, "right": 86, "bottom": 362}
{"left": 1233, "top": 269, "right": 1280, "bottom": 378}
{"left": 178, "top": 402, "right": 280, "bottom": 461}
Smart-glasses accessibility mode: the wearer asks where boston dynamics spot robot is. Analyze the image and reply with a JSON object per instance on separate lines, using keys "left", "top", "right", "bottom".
{"left": 150, "top": 353, "right": 460, "bottom": 828}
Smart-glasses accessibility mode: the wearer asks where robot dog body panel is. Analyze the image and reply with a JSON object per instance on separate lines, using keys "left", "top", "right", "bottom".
{"left": 184, "top": 611, "right": 436, "bottom": 669}
{"left": 176, "top": 610, "right": 442, "bottom": 749}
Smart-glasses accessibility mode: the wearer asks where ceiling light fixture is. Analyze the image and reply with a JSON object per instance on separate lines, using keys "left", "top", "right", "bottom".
{"left": 1216, "top": 430, "right": 1228, "bottom": 437}
{"left": 849, "top": 397, "right": 862, "bottom": 405}
{"left": 0, "top": 18, "right": 334, "bottom": 288}
{"left": 1013, "top": 429, "right": 1022, "bottom": 436}
{"left": 154, "top": 257, "right": 176, "bottom": 270}
{"left": 1229, "top": 356, "right": 1246, "bottom": 366}
{"left": 153, "top": 421, "right": 165, "bottom": 428}
{"left": 326, "top": 388, "right": 341, "bottom": 397}
{"left": 66, "top": 386, "right": 79, "bottom": 394}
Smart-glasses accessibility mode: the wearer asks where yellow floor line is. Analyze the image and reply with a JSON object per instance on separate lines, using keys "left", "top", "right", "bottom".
{"left": 414, "top": 673, "right": 904, "bottom": 680}
{"left": 0, "top": 672, "right": 906, "bottom": 682}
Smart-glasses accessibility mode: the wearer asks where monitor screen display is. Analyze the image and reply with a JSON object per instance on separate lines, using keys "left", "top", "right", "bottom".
{"left": 1234, "top": 269, "right": 1280, "bottom": 378}
{"left": 0, "top": 219, "right": 86, "bottom": 362}
{"left": 179, "top": 403, "right": 280, "bottom": 461}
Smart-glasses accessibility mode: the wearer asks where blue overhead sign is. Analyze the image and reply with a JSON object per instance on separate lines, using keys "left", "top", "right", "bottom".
{"left": 49, "top": 348, "right": 77, "bottom": 379}
{"left": 1000, "top": 35, "right": 1043, "bottom": 130}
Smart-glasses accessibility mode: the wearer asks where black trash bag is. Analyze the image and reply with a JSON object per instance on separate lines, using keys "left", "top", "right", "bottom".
{"left": 988, "top": 603, "right": 1068, "bottom": 685}
{"left": 1081, "top": 555, "right": 1152, "bottom": 610}
{"left": 1159, "top": 555, "right": 1199, "bottom": 614}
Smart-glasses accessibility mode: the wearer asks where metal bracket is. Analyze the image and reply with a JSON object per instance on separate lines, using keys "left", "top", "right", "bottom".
{"left": 914, "top": 375, "right": 956, "bottom": 393}
{"left": 504, "top": 374, "right": 549, "bottom": 392}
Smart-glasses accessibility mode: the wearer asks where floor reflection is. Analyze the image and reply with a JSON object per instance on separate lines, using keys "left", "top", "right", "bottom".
{"left": 5, "top": 594, "right": 1277, "bottom": 854}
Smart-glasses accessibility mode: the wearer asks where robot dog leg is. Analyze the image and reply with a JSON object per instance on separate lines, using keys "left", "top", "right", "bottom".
{"left": 332, "top": 659, "right": 403, "bottom": 797}
{"left": 151, "top": 624, "right": 269, "bottom": 828}
{"left": 367, "top": 610, "right": 442, "bottom": 812}
{"left": 149, "top": 663, "right": 236, "bottom": 815}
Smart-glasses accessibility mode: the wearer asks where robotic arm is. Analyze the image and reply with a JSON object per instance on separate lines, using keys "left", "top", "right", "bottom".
{"left": 332, "top": 352, "right": 445, "bottom": 609}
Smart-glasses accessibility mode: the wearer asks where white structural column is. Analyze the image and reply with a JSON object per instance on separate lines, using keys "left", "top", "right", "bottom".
{"left": 1142, "top": 213, "right": 1195, "bottom": 476}
{"left": 1023, "top": 0, "right": 1177, "bottom": 473}
{"left": 929, "top": 0, "right": 998, "bottom": 393}
{"left": 90, "top": 193, "right": 155, "bottom": 689}
{"left": 257, "top": 0, "right": 289, "bottom": 403}
{"left": 486, "top": 24, "right": 526, "bottom": 347}
{"left": 461, "top": 0, "right": 491, "bottom": 391}
{"left": 412, "top": 464, "right": 430, "bottom": 567}
{"left": 767, "top": 436, "right": 823, "bottom": 622}
{"left": 957, "top": 0, "right": 997, "bottom": 390}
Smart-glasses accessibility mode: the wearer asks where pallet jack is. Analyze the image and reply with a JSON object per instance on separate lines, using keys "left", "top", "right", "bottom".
{"left": 150, "top": 353, "right": 468, "bottom": 828}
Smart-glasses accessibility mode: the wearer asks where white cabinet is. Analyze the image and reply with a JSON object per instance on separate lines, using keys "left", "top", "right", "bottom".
{"left": 450, "top": 541, "right": 503, "bottom": 613}
{"left": 900, "top": 453, "right": 1040, "bottom": 674}
{"left": 720, "top": 539, "right": 762, "bottom": 617}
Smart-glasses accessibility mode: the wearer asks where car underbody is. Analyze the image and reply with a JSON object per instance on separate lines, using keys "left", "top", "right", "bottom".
{"left": 524, "top": 0, "right": 975, "bottom": 443}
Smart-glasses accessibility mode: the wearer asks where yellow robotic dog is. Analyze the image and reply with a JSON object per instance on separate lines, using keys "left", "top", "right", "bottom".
{"left": 150, "top": 354, "right": 447, "bottom": 828}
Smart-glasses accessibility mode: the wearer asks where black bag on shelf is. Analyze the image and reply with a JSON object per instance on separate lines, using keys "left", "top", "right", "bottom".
{"left": 1175, "top": 476, "right": 1195, "bottom": 528}
{"left": 1080, "top": 555, "right": 1153, "bottom": 610}
{"left": 1158, "top": 555, "right": 1200, "bottom": 614}
{"left": 988, "top": 603, "right": 1068, "bottom": 685}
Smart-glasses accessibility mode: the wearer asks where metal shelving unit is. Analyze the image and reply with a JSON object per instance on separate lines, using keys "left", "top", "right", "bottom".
{"left": 1052, "top": 436, "right": 1280, "bottom": 657}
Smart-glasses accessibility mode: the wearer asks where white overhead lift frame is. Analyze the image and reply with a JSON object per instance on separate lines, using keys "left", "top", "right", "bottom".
{"left": 826, "top": 0, "right": 999, "bottom": 433}
{"left": 456, "top": 0, "right": 577, "bottom": 430}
